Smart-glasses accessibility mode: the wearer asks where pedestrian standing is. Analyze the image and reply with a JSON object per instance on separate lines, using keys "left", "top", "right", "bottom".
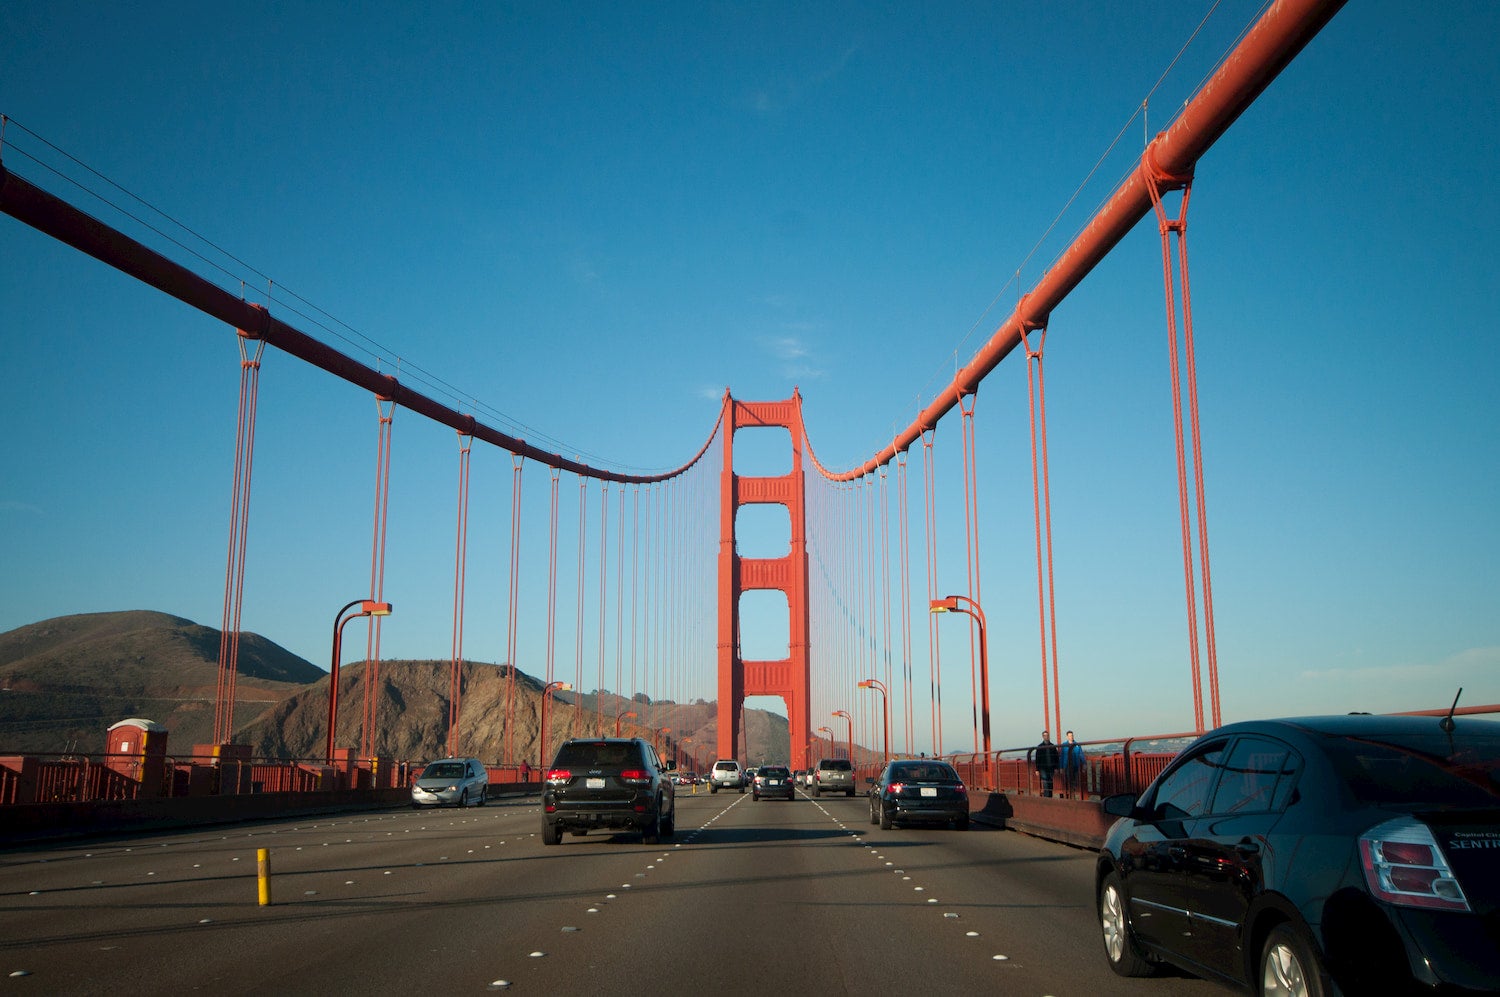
{"left": 1061, "top": 730, "right": 1084, "bottom": 799}
{"left": 1035, "top": 731, "right": 1060, "bottom": 797}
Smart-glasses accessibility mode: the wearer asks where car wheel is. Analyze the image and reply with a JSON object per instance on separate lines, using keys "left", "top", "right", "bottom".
{"left": 1100, "top": 870, "right": 1156, "bottom": 977}
{"left": 642, "top": 809, "right": 661, "bottom": 845}
{"left": 477, "top": 791, "right": 486, "bottom": 807}
{"left": 542, "top": 821, "right": 561, "bottom": 846}
{"left": 879, "top": 806, "right": 893, "bottom": 830}
{"left": 1260, "top": 923, "right": 1331, "bottom": 997}
{"left": 711, "top": 785, "right": 718, "bottom": 794}
{"left": 456, "top": 790, "right": 467, "bottom": 808}
{"left": 847, "top": 788, "right": 855, "bottom": 797}
{"left": 955, "top": 814, "right": 970, "bottom": 831}
{"left": 869, "top": 801, "right": 879, "bottom": 825}
{"left": 812, "top": 786, "right": 821, "bottom": 798}
{"left": 662, "top": 810, "right": 675, "bottom": 837}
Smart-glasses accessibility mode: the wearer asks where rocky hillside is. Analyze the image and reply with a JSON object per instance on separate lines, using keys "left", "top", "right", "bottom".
{"left": 0, "top": 611, "right": 796, "bottom": 765}
{"left": 0, "top": 611, "right": 323, "bottom": 753}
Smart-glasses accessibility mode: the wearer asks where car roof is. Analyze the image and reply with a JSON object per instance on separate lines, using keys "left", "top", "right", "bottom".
{"left": 1209, "top": 715, "right": 1499, "bottom": 739}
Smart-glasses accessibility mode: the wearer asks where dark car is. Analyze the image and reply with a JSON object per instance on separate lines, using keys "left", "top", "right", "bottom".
{"left": 541, "top": 737, "right": 675, "bottom": 846}
{"left": 1096, "top": 714, "right": 1500, "bottom": 996}
{"left": 753, "top": 764, "right": 795, "bottom": 800}
{"left": 867, "top": 759, "right": 969, "bottom": 830}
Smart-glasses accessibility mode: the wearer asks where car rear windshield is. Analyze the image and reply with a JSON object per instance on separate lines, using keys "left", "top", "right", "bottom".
{"left": 714, "top": 761, "right": 738, "bottom": 770}
{"left": 553, "top": 742, "right": 643, "bottom": 769}
{"left": 891, "top": 763, "right": 958, "bottom": 782}
{"left": 819, "top": 760, "right": 852, "bottom": 771}
{"left": 1323, "top": 731, "right": 1500, "bottom": 808}
{"left": 760, "top": 767, "right": 789, "bottom": 777}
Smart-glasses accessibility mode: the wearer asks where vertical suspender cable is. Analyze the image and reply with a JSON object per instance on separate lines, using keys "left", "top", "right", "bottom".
{"left": 215, "top": 329, "right": 264, "bottom": 745}
{"left": 896, "top": 451, "right": 914, "bottom": 756}
{"left": 922, "top": 430, "right": 942, "bottom": 756}
{"left": 1144, "top": 163, "right": 1219, "bottom": 732}
{"left": 575, "top": 476, "right": 588, "bottom": 730}
{"left": 616, "top": 486, "right": 625, "bottom": 707}
{"left": 447, "top": 431, "right": 472, "bottom": 759}
{"left": 1024, "top": 323, "right": 1064, "bottom": 739}
{"left": 361, "top": 396, "right": 395, "bottom": 760}
{"left": 597, "top": 481, "right": 609, "bottom": 733}
{"left": 504, "top": 455, "right": 524, "bottom": 764}
{"left": 544, "top": 467, "right": 561, "bottom": 693}
{"left": 960, "top": 394, "right": 983, "bottom": 757}
{"left": 878, "top": 466, "right": 893, "bottom": 755}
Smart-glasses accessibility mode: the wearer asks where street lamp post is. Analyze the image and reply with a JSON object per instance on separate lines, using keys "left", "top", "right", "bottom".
{"left": 930, "top": 594, "right": 991, "bottom": 784}
{"left": 327, "top": 599, "right": 393, "bottom": 765}
{"left": 832, "top": 710, "right": 853, "bottom": 765}
{"left": 615, "top": 709, "right": 637, "bottom": 736}
{"left": 858, "top": 679, "right": 890, "bottom": 766}
{"left": 540, "top": 681, "right": 572, "bottom": 774}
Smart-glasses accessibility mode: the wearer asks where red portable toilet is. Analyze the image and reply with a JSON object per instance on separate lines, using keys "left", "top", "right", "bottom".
{"left": 106, "top": 718, "right": 168, "bottom": 795}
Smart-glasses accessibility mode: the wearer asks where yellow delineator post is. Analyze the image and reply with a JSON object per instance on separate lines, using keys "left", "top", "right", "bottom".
{"left": 257, "top": 848, "right": 271, "bottom": 906}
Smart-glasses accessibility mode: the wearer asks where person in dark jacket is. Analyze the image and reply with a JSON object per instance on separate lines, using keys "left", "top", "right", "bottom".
{"left": 1060, "top": 730, "right": 1085, "bottom": 799}
{"left": 1035, "top": 731, "right": 1060, "bottom": 797}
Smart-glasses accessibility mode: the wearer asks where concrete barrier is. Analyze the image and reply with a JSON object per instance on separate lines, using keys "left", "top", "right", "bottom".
{"left": 970, "top": 790, "right": 1116, "bottom": 850}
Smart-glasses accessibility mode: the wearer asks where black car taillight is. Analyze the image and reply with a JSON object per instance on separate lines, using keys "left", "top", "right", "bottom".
{"left": 1359, "top": 817, "right": 1471, "bottom": 912}
{"left": 546, "top": 768, "right": 572, "bottom": 784}
{"left": 620, "top": 769, "right": 650, "bottom": 784}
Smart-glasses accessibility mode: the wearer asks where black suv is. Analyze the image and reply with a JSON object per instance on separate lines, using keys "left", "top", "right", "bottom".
{"left": 542, "top": 737, "right": 676, "bottom": 846}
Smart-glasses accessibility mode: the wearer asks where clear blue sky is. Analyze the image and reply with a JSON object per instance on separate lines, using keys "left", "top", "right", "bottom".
{"left": 2, "top": 2, "right": 1496, "bottom": 754}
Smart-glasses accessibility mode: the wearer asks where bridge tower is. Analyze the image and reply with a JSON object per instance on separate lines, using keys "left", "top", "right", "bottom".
{"left": 717, "top": 392, "right": 813, "bottom": 768}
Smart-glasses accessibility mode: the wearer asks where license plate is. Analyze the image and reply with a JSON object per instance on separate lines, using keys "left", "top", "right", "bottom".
{"left": 920, "top": 787, "right": 937, "bottom": 797}
{"left": 768, "top": 779, "right": 780, "bottom": 785}
{"left": 586, "top": 778, "right": 606, "bottom": 789}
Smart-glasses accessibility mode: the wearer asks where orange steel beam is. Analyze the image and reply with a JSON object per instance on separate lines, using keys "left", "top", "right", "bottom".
{"left": 808, "top": 0, "right": 1347, "bottom": 481}
{"left": 0, "top": 164, "right": 722, "bottom": 484}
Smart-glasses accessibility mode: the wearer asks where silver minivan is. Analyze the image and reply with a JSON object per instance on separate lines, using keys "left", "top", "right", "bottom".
{"left": 411, "top": 757, "right": 489, "bottom": 808}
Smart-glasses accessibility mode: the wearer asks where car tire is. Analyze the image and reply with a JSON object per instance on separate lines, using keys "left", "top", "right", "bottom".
{"left": 662, "top": 810, "right": 675, "bottom": 837}
{"left": 642, "top": 808, "right": 661, "bottom": 845}
{"left": 1260, "top": 923, "right": 1332, "bottom": 997}
{"left": 869, "top": 801, "right": 879, "bottom": 825}
{"left": 955, "top": 814, "right": 970, "bottom": 831}
{"left": 711, "top": 785, "right": 718, "bottom": 794}
{"left": 456, "top": 790, "right": 467, "bottom": 808}
{"left": 1100, "top": 870, "right": 1156, "bottom": 978}
{"left": 542, "top": 821, "right": 561, "bottom": 846}
{"left": 846, "top": 789, "right": 855, "bottom": 797}
{"left": 477, "top": 792, "right": 486, "bottom": 807}
{"left": 812, "top": 785, "right": 821, "bottom": 798}
{"left": 879, "top": 807, "right": 893, "bottom": 830}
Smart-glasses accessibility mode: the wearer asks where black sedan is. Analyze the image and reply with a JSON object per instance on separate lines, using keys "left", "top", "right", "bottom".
{"left": 752, "top": 764, "right": 795, "bottom": 800}
{"left": 868, "top": 759, "right": 969, "bottom": 830}
{"left": 1096, "top": 713, "right": 1500, "bottom": 996}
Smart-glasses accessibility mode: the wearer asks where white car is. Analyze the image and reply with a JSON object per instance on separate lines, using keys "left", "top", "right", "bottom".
{"left": 411, "top": 757, "right": 489, "bottom": 808}
{"left": 709, "top": 759, "right": 745, "bottom": 793}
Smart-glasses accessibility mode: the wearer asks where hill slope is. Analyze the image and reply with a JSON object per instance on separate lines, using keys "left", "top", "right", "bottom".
{"left": 0, "top": 611, "right": 322, "bottom": 753}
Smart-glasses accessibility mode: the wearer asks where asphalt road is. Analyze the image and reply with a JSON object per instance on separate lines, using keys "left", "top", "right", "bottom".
{"left": 0, "top": 790, "right": 1225, "bottom": 995}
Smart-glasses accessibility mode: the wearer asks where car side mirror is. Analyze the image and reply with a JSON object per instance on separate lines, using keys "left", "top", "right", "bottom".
{"left": 1102, "top": 793, "right": 1141, "bottom": 818}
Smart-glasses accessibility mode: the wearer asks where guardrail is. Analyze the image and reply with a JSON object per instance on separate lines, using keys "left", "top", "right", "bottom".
{"left": 0, "top": 751, "right": 551, "bottom": 807}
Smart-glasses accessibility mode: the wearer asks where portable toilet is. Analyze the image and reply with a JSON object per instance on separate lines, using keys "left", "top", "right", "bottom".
{"left": 106, "top": 718, "right": 168, "bottom": 795}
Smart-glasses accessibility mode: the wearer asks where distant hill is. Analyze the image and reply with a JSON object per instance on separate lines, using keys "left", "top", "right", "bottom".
{"left": 0, "top": 611, "right": 797, "bottom": 765}
{"left": 0, "top": 611, "right": 324, "bottom": 753}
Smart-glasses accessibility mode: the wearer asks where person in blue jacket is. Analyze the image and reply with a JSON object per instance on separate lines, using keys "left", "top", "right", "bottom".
{"left": 1060, "top": 730, "right": 1085, "bottom": 799}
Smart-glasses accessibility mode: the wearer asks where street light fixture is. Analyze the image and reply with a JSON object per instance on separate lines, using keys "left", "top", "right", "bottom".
{"left": 327, "top": 599, "right": 393, "bottom": 765}
{"left": 817, "top": 726, "right": 834, "bottom": 761}
{"left": 858, "top": 679, "right": 890, "bottom": 766}
{"left": 615, "top": 709, "right": 638, "bottom": 736}
{"left": 540, "top": 681, "right": 572, "bottom": 774}
{"left": 832, "top": 710, "right": 854, "bottom": 765}
{"left": 930, "top": 594, "right": 991, "bottom": 784}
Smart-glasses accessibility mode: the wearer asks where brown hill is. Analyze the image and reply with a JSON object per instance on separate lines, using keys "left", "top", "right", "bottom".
{"left": 240, "top": 659, "right": 792, "bottom": 768}
{"left": 0, "top": 611, "right": 801, "bottom": 765}
{"left": 0, "top": 611, "right": 324, "bottom": 754}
